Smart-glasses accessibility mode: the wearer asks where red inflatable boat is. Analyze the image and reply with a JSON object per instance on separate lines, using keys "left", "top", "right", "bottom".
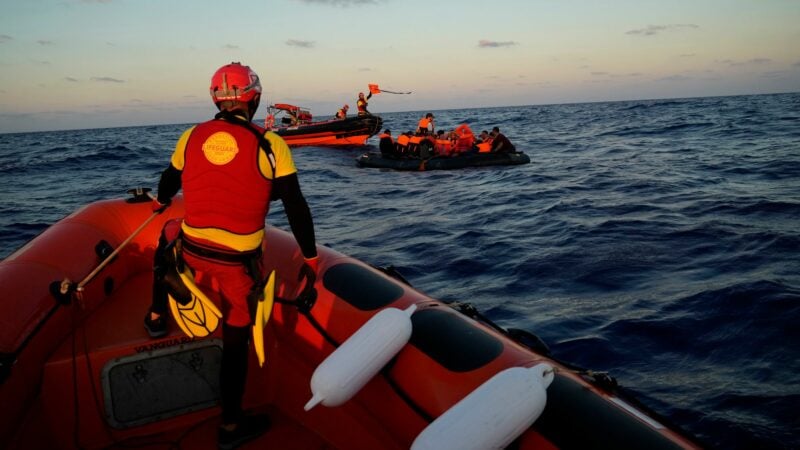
{"left": 0, "top": 192, "right": 702, "bottom": 449}
{"left": 265, "top": 103, "right": 383, "bottom": 147}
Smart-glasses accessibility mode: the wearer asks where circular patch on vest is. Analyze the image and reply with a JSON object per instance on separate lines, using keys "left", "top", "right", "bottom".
{"left": 202, "top": 132, "right": 239, "bottom": 165}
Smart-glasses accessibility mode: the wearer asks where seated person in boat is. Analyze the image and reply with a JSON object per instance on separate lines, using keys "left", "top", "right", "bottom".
{"left": 434, "top": 130, "right": 455, "bottom": 156}
{"left": 395, "top": 132, "right": 412, "bottom": 156}
{"left": 489, "top": 126, "right": 516, "bottom": 153}
{"left": 436, "top": 124, "right": 471, "bottom": 155}
{"left": 416, "top": 113, "right": 435, "bottom": 135}
{"left": 356, "top": 92, "right": 372, "bottom": 116}
{"left": 379, "top": 129, "right": 397, "bottom": 157}
{"left": 282, "top": 109, "right": 299, "bottom": 126}
{"left": 334, "top": 104, "right": 349, "bottom": 119}
{"left": 474, "top": 130, "right": 493, "bottom": 153}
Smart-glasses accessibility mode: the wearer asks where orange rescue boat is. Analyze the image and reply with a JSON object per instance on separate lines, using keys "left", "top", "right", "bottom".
{"left": 0, "top": 191, "right": 702, "bottom": 450}
{"left": 264, "top": 103, "right": 383, "bottom": 147}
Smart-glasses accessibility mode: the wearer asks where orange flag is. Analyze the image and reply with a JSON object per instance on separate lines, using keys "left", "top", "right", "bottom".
{"left": 368, "top": 84, "right": 381, "bottom": 94}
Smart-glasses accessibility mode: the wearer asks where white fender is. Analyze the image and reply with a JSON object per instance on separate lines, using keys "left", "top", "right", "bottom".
{"left": 304, "top": 304, "right": 417, "bottom": 411}
{"left": 411, "top": 363, "right": 555, "bottom": 450}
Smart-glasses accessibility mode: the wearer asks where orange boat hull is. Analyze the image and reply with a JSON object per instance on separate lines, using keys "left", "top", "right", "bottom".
{"left": 0, "top": 195, "right": 701, "bottom": 449}
{"left": 273, "top": 115, "right": 383, "bottom": 147}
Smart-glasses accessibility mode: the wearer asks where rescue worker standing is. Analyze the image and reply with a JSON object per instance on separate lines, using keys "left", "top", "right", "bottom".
{"left": 356, "top": 91, "right": 372, "bottom": 116}
{"left": 417, "top": 113, "right": 435, "bottom": 135}
{"left": 145, "top": 62, "right": 318, "bottom": 449}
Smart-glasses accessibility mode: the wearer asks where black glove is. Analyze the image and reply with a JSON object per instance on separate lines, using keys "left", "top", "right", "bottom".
{"left": 297, "top": 257, "right": 318, "bottom": 303}
{"left": 151, "top": 197, "right": 170, "bottom": 214}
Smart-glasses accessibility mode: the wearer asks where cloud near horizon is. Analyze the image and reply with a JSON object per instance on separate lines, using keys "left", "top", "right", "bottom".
{"left": 478, "top": 40, "right": 518, "bottom": 48}
{"left": 626, "top": 24, "right": 699, "bottom": 36}
{"left": 292, "top": 0, "right": 379, "bottom": 6}
{"left": 591, "top": 71, "right": 643, "bottom": 78}
{"left": 91, "top": 76, "right": 125, "bottom": 83}
{"left": 718, "top": 58, "right": 772, "bottom": 67}
{"left": 0, "top": 34, "right": 12, "bottom": 44}
{"left": 657, "top": 74, "right": 693, "bottom": 82}
{"left": 286, "top": 39, "right": 315, "bottom": 48}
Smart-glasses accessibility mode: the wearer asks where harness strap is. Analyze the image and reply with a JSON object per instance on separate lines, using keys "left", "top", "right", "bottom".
{"left": 214, "top": 110, "right": 277, "bottom": 175}
{"left": 182, "top": 236, "right": 261, "bottom": 265}
{"left": 180, "top": 236, "right": 264, "bottom": 318}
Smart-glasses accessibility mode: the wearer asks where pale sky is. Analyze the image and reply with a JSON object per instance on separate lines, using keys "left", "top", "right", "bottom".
{"left": 1, "top": 0, "right": 799, "bottom": 133}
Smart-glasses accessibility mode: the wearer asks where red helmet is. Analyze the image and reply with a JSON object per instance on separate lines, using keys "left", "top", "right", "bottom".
{"left": 209, "top": 62, "right": 262, "bottom": 105}
{"left": 343, "top": 104, "right": 349, "bottom": 109}
{"left": 358, "top": 92, "right": 365, "bottom": 98}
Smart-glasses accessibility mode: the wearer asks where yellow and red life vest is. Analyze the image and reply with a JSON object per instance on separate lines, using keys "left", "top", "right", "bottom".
{"left": 179, "top": 120, "right": 273, "bottom": 251}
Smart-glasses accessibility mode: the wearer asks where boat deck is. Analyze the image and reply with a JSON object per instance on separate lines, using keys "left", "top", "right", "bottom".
{"left": 7, "top": 270, "right": 336, "bottom": 450}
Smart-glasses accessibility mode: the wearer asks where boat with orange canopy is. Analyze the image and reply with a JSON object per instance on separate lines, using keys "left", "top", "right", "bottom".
{"left": 264, "top": 103, "right": 383, "bottom": 147}
{"left": 0, "top": 190, "right": 702, "bottom": 450}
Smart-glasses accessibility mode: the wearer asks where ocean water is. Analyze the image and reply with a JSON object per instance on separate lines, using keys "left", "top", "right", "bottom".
{"left": 1, "top": 93, "right": 799, "bottom": 449}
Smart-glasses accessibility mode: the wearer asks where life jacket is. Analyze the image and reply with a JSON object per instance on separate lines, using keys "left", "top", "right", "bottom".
{"left": 396, "top": 134, "right": 410, "bottom": 147}
{"left": 456, "top": 136, "right": 475, "bottom": 151}
{"left": 379, "top": 133, "right": 395, "bottom": 156}
{"left": 452, "top": 124, "right": 475, "bottom": 150}
{"left": 435, "top": 139, "right": 453, "bottom": 155}
{"left": 357, "top": 99, "right": 368, "bottom": 113}
{"left": 182, "top": 119, "right": 272, "bottom": 250}
{"left": 417, "top": 117, "right": 432, "bottom": 134}
{"left": 477, "top": 139, "right": 493, "bottom": 153}
{"left": 335, "top": 109, "right": 347, "bottom": 119}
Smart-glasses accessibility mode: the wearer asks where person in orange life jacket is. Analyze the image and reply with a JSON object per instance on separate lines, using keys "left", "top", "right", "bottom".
{"left": 433, "top": 130, "right": 453, "bottom": 156}
{"left": 334, "top": 104, "right": 349, "bottom": 119}
{"left": 378, "top": 129, "right": 395, "bottom": 157}
{"left": 489, "top": 126, "right": 516, "bottom": 153}
{"left": 145, "top": 62, "right": 318, "bottom": 450}
{"left": 417, "top": 113, "right": 435, "bottom": 135}
{"left": 395, "top": 132, "right": 411, "bottom": 155}
{"left": 356, "top": 91, "right": 371, "bottom": 116}
{"left": 463, "top": 130, "right": 489, "bottom": 154}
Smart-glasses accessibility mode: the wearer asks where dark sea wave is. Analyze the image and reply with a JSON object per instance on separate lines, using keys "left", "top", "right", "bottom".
{"left": 1, "top": 93, "right": 799, "bottom": 449}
